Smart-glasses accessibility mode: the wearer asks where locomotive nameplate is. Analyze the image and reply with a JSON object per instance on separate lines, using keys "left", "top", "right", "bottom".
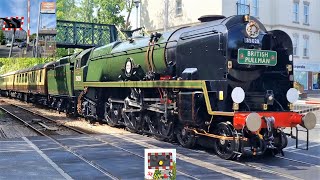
{"left": 237, "top": 49, "right": 277, "bottom": 66}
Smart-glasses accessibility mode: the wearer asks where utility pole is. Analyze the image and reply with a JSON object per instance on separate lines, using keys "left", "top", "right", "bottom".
{"left": 35, "top": 3, "right": 40, "bottom": 57}
{"left": 27, "top": 0, "right": 30, "bottom": 45}
{"left": 8, "top": 29, "right": 16, "bottom": 57}
{"left": 164, "top": 0, "right": 169, "bottom": 31}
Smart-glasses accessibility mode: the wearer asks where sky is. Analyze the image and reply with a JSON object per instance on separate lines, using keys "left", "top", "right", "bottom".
{"left": 0, "top": 0, "right": 56, "bottom": 35}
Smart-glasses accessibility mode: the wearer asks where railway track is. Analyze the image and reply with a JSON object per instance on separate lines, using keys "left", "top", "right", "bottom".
{"left": 2, "top": 102, "right": 201, "bottom": 180}
{"left": 0, "top": 104, "right": 81, "bottom": 136}
{"left": 7, "top": 101, "right": 314, "bottom": 180}
{"left": 0, "top": 103, "right": 121, "bottom": 180}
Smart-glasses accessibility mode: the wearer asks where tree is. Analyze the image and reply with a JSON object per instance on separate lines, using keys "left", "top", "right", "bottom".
{"left": 30, "top": 33, "right": 36, "bottom": 41}
{"left": 56, "top": 0, "right": 79, "bottom": 21}
{"left": 0, "top": 30, "right": 5, "bottom": 45}
{"left": 93, "top": 0, "right": 126, "bottom": 26}
{"left": 80, "top": 0, "right": 95, "bottom": 23}
{"left": 57, "top": 0, "right": 128, "bottom": 27}
{"left": 123, "top": 0, "right": 135, "bottom": 30}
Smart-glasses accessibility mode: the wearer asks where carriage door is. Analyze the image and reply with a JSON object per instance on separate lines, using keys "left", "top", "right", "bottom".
{"left": 74, "top": 57, "right": 84, "bottom": 90}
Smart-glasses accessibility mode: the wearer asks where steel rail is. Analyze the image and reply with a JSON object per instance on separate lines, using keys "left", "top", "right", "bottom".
{"left": 11, "top": 103, "right": 200, "bottom": 180}
{"left": 9, "top": 101, "right": 317, "bottom": 180}
{"left": 0, "top": 104, "right": 120, "bottom": 180}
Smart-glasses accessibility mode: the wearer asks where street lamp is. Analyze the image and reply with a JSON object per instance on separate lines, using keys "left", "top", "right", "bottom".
{"left": 133, "top": 0, "right": 141, "bottom": 29}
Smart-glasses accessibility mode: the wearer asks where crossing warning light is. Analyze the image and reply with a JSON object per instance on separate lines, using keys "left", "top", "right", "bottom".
{"left": 2, "top": 17, "right": 24, "bottom": 31}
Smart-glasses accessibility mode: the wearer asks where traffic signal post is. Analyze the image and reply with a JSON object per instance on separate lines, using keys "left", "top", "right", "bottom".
{"left": 1, "top": 17, "right": 22, "bottom": 57}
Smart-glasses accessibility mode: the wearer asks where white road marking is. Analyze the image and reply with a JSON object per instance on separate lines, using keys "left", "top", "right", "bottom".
{"left": 286, "top": 143, "right": 320, "bottom": 152}
{"left": 0, "top": 149, "right": 35, "bottom": 153}
{"left": 275, "top": 155, "right": 320, "bottom": 168}
{"left": 285, "top": 151, "right": 320, "bottom": 161}
{"left": 22, "top": 137, "right": 73, "bottom": 180}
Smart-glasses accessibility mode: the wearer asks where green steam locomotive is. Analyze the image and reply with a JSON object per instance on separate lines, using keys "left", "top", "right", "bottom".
{"left": 0, "top": 15, "right": 317, "bottom": 159}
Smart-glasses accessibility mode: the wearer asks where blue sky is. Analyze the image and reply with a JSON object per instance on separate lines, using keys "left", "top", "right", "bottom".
{"left": 0, "top": 0, "right": 56, "bottom": 34}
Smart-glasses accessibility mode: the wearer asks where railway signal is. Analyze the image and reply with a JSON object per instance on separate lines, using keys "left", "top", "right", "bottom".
{"left": 1, "top": 17, "right": 23, "bottom": 57}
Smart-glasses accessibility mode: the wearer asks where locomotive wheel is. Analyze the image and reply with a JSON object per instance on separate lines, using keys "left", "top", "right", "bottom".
{"left": 144, "top": 113, "right": 158, "bottom": 134}
{"left": 176, "top": 126, "right": 196, "bottom": 148}
{"left": 123, "top": 112, "right": 140, "bottom": 133}
{"left": 266, "top": 131, "right": 288, "bottom": 156}
{"left": 213, "top": 122, "right": 239, "bottom": 160}
{"left": 276, "top": 131, "right": 288, "bottom": 150}
{"left": 158, "top": 115, "right": 174, "bottom": 141}
{"left": 104, "top": 106, "right": 120, "bottom": 127}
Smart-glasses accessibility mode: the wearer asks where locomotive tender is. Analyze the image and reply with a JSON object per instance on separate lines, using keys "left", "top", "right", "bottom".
{"left": 0, "top": 15, "right": 317, "bottom": 159}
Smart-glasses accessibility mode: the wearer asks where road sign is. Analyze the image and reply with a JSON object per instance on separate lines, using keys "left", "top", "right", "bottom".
{"left": 2, "top": 17, "right": 24, "bottom": 31}
{"left": 238, "top": 49, "right": 277, "bottom": 66}
{"left": 145, "top": 149, "right": 176, "bottom": 180}
{"left": 40, "top": 2, "right": 56, "bottom": 14}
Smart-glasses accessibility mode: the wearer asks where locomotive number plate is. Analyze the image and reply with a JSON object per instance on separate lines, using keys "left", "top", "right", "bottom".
{"left": 243, "top": 38, "right": 260, "bottom": 44}
{"left": 238, "top": 49, "right": 277, "bottom": 66}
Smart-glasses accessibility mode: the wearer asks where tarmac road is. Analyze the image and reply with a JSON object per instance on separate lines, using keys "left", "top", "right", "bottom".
{"left": 0, "top": 45, "right": 22, "bottom": 58}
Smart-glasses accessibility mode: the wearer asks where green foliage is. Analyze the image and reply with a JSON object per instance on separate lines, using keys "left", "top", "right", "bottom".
{"left": 55, "top": 48, "right": 75, "bottom": 58}
{"left": 57, "top": 0, "right": 133, "bottom": 29}
{"left": 170, "top": 162, "right": 176, "bottom": 180}
{"left": 153, "top": 169, "right": 162, "bottom": 180}
{"left": 0, "top": 30, "right": 5, "bottom": 45}
{"left": 0, "top": 58, "right": 53, "bottom": 74}
{"left": 57, "top": 0, "right": 79, "bottom": 21}
{"left": 30, "top": 33, "right": 37, "bottom": 41}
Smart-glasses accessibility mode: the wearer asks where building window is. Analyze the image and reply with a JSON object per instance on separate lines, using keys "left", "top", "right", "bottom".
{"left": 293, "top": 1, "right": 299, "bottom": 22}
{"left": 175, "top": 0, "right": 182, "bottom": 16}
{"left": 237, "top": 0, "right": 249, "bottom": 15}
{"left": 252, "top": 0, "right": 259, "bottom": 17}
{"left": 303, "top": 2, "right": 309, "bottom": 24}
{"left": 313, "top": 73, "right": 320, "bottom": 90}
{"left": 292, "top": 34, "right": 299, "bottom": 56}
{"left": 303, "top": 36, "right": 309, "bottom": 57}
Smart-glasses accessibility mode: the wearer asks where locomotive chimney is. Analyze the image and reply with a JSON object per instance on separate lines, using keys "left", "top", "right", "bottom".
{"left": 198, "top": 15, "right": 226, "bottom": 22}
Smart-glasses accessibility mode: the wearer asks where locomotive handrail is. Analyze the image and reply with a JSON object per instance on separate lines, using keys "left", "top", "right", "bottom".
{"left": 89, "top": 40, "right": 178, "bottom": 62}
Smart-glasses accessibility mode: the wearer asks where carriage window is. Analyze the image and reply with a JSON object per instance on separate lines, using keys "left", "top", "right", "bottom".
{"left": 39, "top": 71, "right": 42, "bottom": 82}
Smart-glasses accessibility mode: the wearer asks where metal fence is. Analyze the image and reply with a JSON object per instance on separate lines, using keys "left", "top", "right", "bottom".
{"left": 293, "top": 103, "right": 320, "bottom": 113}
